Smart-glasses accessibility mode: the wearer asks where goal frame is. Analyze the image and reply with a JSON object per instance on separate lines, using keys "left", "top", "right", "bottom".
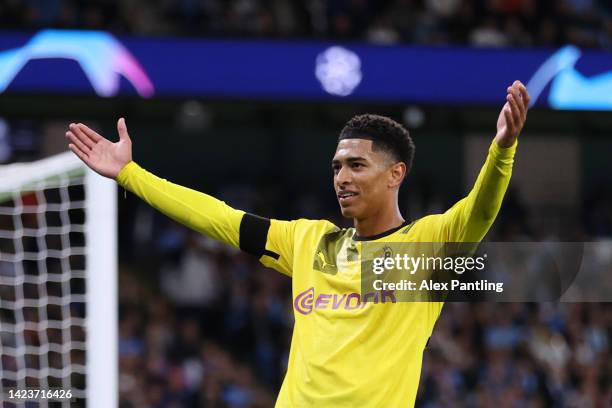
{"left": 0, "top": 152, "right": 117, "bottom": 407}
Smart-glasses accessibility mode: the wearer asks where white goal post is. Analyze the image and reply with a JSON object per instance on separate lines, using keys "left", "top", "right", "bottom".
{"left": 0, "top": 152, "right": 117, "bottom": 407}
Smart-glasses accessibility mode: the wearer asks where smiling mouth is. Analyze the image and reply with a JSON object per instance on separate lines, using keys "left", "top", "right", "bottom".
{"left": 337, "top": 191, "right": 358, "bottom": 204}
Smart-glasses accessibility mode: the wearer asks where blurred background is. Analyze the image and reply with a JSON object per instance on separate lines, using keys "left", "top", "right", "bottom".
{"left": 1, "top": 0, "right": 612, "bottom": 407}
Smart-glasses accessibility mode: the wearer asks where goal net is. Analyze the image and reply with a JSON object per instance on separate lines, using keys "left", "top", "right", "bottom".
{"left": 0, "top": 152, "right": 117, "bottom": 407}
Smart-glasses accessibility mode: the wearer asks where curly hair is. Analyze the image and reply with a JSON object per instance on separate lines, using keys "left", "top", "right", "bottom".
{"left": 338, "top": 114, "right": 415, "bottom": 173}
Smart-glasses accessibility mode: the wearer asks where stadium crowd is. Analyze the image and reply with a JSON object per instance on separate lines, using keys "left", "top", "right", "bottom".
{"left": 0, "top": 0, "right": 611, "bottom": 49}
{"left": 116, "top": 184, "right": 612, "bottom": 407}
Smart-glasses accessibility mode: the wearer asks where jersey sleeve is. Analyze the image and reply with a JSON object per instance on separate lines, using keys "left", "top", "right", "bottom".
{"left": 257, "top": 219, "right": 300, "bottom": 277}
{"left": 437, "top": 138, "right": 517, "bottom": 243}
{"left": 117, "top": 162, "right": 300, "bottom": 277}
{"left": 117, "top": 161, "right": 245, "bottom": 247}
{"left": 244, "top": 218, "right": 332, "bottom": 277}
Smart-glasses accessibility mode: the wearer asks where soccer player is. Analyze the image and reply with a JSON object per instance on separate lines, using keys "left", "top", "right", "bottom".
{"left": 66, "top": 80, "right": 530, "bottom": 407}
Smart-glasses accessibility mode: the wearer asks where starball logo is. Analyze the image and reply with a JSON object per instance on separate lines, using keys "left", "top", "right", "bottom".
{"left": 293, "top": 287, "right": 397, "bottom": 315}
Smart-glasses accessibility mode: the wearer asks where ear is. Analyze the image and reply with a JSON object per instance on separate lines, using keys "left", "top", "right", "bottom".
{"left": 388, "top": 162, "right": 406, "bottom": 188}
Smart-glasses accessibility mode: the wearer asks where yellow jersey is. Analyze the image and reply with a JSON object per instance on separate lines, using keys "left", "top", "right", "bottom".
{"left": 117, "top": 138, "right": 517, "bottom": 407}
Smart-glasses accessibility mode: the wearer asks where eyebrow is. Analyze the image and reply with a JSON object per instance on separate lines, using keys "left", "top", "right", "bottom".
{"left": 331, "top": 156, "right": 367, "bottom": 165}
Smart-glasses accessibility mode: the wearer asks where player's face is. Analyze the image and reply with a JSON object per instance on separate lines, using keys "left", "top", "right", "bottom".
{"left": 332, "top": 139, "right": 395, "bottom": 219}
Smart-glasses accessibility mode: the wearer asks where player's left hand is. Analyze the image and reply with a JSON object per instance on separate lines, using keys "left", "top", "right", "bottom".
{"left": 495, "top": 80, "right": 530, "bottom": 148}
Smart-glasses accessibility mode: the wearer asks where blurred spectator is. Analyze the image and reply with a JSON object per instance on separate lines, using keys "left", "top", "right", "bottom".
{"left": 160, "top": 234, "right": 222, "bottom": 308}
{"left": 470, "top": 16, "right": 509, "bottom": 47}
{"left": 366, "top": 14, "right": 400, "bottom": 44}
{"left": 3, "top": 0, "right": 610, "bottom": 49}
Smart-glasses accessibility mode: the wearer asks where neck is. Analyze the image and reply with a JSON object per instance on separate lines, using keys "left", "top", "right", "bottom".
{"left": 354, "top": 206, "right": 405, "bottom": 238}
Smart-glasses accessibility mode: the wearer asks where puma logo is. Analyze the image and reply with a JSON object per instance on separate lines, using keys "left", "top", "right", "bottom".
{"left": 316, "top": 251, "right": 335, "bottom": 269}
{"left": 312, "top": 228, "right": 352, "bottom": 275}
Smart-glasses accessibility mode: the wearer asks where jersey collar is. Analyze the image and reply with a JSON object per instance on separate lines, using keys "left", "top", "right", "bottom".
{"left": 352, "top": 220, "right": 410, "bottom": 241}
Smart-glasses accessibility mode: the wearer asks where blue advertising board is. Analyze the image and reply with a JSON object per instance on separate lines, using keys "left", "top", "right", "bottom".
{"left": 0, "top": 30, "right": 610, "bottom": 110}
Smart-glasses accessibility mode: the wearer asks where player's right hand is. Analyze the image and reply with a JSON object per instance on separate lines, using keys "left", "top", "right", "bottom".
{"left": 66, "top": 118, "right": 133, "bottom": 179}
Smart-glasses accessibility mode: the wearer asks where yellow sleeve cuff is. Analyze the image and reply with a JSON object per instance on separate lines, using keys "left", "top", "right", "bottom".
{"left": 116, "top": 161, "right": 140, "bottom": 187}
{"left": 490, "top": 138, "right": 518, "bottom": 160}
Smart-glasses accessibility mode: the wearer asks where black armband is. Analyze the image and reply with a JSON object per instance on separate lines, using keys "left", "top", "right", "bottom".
{"left": 239, "top": 213, "right": 279, "bottom": 259}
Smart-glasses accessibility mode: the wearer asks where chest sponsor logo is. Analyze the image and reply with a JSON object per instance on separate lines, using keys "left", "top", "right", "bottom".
{"left": 293, "top": 286, "right": 396, "bottom": 315}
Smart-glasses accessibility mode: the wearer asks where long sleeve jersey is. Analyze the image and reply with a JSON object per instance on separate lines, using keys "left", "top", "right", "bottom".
{"left": 117, "top": 138, "right": 517, "bottom": 407}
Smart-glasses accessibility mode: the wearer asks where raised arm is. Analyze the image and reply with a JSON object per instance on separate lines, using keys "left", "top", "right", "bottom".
{"left": 66, "top": 119, "right": 244, "bottom": 247}
{"left": 65, "top": 119, "right": 299, "bottom": 276}
{"left": 440, "top": 80, "right": 530, "bottom": 242}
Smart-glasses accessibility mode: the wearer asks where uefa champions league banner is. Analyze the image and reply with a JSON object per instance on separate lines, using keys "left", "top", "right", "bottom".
{"left": 0, "top": 29, "right": 611, "bottom": 110}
